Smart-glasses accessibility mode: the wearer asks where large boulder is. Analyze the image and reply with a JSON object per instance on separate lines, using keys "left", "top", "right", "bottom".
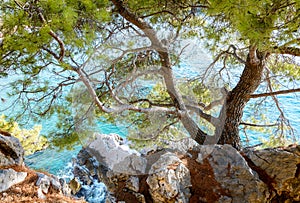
{"left": 85, "top": 133, "right": 146, "bottom": 175}
{"left": 0, "top": 132, "right": 24, "bottom": 167}
{"left": 193, "top": 144, "right": 269, "bottom": 202}
{"left": 74, "top": 134, "right": 148, "bottom": 202}
{"left": 146, "top": 152, "right": 191, "bottom": 203}
{"left": 244, "top": 145, "right": 300, "bottom": 201}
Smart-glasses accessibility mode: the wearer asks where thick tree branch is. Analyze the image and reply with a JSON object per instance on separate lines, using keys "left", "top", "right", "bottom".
{"left": 249, "top": 45, "right": 260, "bottom": 65}
{"left": 185, "top": 104, "right": 219, "bottom": 126}
{"left": 112, "top": 0, "right": 208, "bottom": 143}
{"left": 76, "top": 67, "right": 178, "bottom": 115}
{"left": 249, "top": 88, "right": 300, "bottom": 98}
{"left": 112, "top": 0, "right": 163, "bottom": 49}
{"left": 277, "top": 46, "right": 300, "bottom": 57}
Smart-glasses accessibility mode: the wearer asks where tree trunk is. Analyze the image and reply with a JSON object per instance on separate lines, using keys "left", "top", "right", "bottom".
{"left": 217, "top": 48, "right": 266, "bottom": 150}
{"left": 158, "top": 51, "right": 207, "bottom": 144}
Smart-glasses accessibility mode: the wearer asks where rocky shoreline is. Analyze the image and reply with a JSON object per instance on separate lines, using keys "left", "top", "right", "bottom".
{"left": 1, "top": 131, "right": 300, "bottom": 202}
{"left": 0, "top": 132, "right": 86, "bottom": 203}
{"left": 74, "top": 134, "right": 300, "bottom": 203}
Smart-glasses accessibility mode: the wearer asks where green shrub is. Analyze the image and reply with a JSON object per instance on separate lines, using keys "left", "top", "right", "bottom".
{"left": 0, "top": 115, "right": 48, "bottom": 155}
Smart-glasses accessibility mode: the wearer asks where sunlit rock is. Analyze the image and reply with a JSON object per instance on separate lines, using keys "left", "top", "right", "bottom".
{"left": 0, "top": 168, "right": 27, "bottom": 193}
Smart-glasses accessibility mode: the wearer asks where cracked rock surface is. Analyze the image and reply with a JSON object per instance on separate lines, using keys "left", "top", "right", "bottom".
{"left": 0, "top": 133, "right": 24, "bottom": 167}
{"left": 244, "top": 145, "right": 300, "bottom": 201}
{"left": 75, "top": 134, "right": 300, "bottom": 203}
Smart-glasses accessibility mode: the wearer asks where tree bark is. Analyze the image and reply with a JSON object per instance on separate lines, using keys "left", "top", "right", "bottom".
{"left": 217, "top": 47, "right": 266, "bottom": 150}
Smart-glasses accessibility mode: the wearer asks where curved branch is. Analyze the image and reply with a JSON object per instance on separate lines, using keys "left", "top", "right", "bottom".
{"left": 111, "top": 46, "right": 154, "bottom": 64}
{"left": 129, "top": 98, "right": 174, "bottom": 108}
{"left": 249, "top": 88, "right": 300, "bottom": 98}
{"left": 48, "top": 30, "right": 65, "bottom": 61}
{"left": 190, "top": 45, "right": 246, "bottom": 82}
{"left": 112, "top": 0, "right": 208, "bottom": 143}
{"left": 141, "top": 10, "right": 178, "bottom": 20}
{"left": 16, "top": 0, "right": 66, "bottom": 62}
{"left": 279, "top": 38, "right": 300, "bottom": 48}
{"left": 76, "top": 67, "right": 178, "bottom": 115}
{"left": 37, "top": 11, "right": 65, "bottom": 61}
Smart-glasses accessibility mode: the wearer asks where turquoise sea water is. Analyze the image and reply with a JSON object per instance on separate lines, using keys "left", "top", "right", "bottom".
{"left": 0, "top": 62, "right": 299, "bottom": 175}
{"left": 27, "top": 88, "right": 300, "bottom": 175}
{"left": 1, "top": 63, "right": 299, "bottom": 203}
{"left": 25, "top": 122, "right": 125, "bottom": 174}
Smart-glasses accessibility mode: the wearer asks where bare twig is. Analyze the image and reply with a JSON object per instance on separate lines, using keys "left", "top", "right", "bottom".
{"left": 240, "top": 122, "right": 277, "bottom": 127}
{"left": 190, "top": 45, "right": 246, "bottom": 82}
{"left": 264, "top": 68, "right": 294, "bottom": 137}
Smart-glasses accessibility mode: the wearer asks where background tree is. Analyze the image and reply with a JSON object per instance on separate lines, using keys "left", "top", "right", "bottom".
{"left": 0, "top": 0, "right": 299, "bottom": 150}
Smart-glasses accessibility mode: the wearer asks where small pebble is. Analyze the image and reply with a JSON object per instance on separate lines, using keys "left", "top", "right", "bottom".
{"left": 15, "top": 187, "right": 22, "bottom": 193}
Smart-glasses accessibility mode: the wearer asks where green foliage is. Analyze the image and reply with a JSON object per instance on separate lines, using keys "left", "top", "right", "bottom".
{"left": 0, "top": 115, "right": 48, "bottom": 155}
{"left": 268, "top": 58, "right": 300, "bottom": 81}
{"left": 127, "top": 125, "right": 186, "bottom": 151}
{"left": 1, "top": 0, "right": 300, "bottom": 151}
{"left": 259, "top": 134, "right": 293, "bottom": 149}
{"left": 47, "top": 84, "right": 98, "bottom": 150}
{"left": 0, "top": 0, "right": 110, "bottom": 70}
{"left": 203, "top": 0, "right": 300, "bottom": 50}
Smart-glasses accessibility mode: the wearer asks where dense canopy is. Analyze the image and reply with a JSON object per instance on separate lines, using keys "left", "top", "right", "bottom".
{"left": 0, "top": 0, "right": 300, "bottom": 150}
